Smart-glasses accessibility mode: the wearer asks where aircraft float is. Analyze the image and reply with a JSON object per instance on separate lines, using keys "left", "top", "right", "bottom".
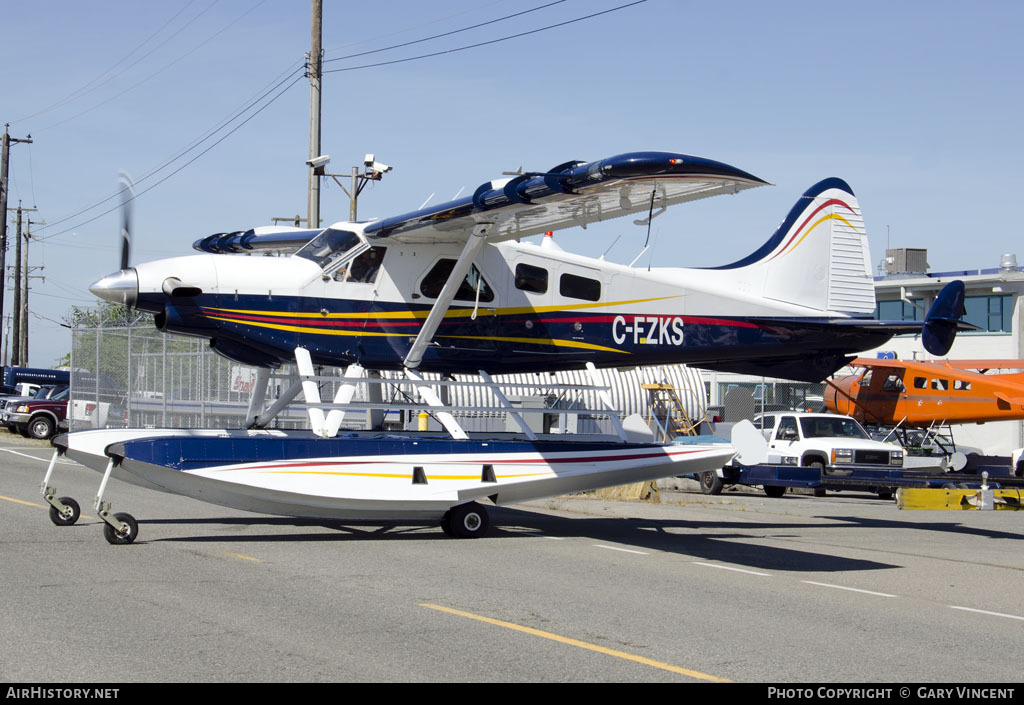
{"left": 44, "top": 150, "right": 968, "bottom": 543}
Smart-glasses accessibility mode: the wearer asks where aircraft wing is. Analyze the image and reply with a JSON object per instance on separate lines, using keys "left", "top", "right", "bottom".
{"left": 940, "top": 360, "right": 1024, "bottom": 370}
{"left": 362, "top": 151, "right": 768, "bottom": 244}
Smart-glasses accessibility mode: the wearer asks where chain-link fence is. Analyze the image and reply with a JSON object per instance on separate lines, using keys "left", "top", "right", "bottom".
{"left": 68, "top": 324, "right": 319, "bottom": 431}
{"left": 70, "top": 322, "right": 828, "bottom": 436}
{"left": 69, "top": 323, "right": 712, "bottom": 436}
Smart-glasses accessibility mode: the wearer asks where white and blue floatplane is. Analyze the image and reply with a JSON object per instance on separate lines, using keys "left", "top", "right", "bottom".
{"left": 44, "top": 150, "right": 968, "bottom": 542}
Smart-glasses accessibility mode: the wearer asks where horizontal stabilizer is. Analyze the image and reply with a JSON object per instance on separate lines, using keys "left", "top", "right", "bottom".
{"left": 994, "top": 392, "right": 1024, "bottom": 410}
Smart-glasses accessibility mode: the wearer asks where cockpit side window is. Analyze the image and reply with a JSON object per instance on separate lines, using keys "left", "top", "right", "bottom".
{"left": 295, "top": 228, "right": 364, "bottom": 272}
{"left": 420, "top": 259, "right": 494, "bottom": 302}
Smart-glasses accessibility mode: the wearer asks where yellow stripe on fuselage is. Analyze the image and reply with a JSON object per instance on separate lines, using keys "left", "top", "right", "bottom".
{"left": 202, "top": 315, "right": 628, "bottom": 354}
{"left": 202, "top": 294, "right": 681, "bottom": 321}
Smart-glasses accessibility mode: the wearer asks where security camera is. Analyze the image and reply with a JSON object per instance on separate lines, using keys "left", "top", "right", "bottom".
{"left": 369, "top": 161, "right": 392, "bottom": 174}
{"left": 364, "top": 154, "right": 375, "bottom": 167}
{"left": 307, "top": 155, "right": 331, "bottom": 174}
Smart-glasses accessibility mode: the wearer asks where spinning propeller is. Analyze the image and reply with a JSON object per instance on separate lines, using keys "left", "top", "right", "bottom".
{"left": 89, "top": 172, "right": 202, "bottom": 306}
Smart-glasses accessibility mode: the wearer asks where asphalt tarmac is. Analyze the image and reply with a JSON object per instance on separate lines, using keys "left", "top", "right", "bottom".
{"left": 2, "top": 434, "right": 1022, "bottom": 683}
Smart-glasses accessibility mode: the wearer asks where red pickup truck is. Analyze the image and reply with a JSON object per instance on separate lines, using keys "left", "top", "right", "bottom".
{"left": 2, "top": 387, "right": 69, "bottom": 439}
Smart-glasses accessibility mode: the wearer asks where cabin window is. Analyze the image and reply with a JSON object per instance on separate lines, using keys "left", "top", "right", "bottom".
{"left": 913, "top": 377, "right": 927, "bottom": 389}
{"left": 296, "top": 228, "right": 363, "bottom": 271}
{"left": 954, "top": 380, "right": 971, "bottom": 391}
{"left": 341, "top": 246, "right": 387, "bottom": 283}
{"left": 931, "top": 378, "right": 949, "bottom": 391}
{"left": 559, "top": 273, "right": 601, "bottom": 302}
{"left": 420, "top": 259, "right": 494, "bottom": 302}
{"left": 755, "top": 416, "right": 776, "bottom": 431}
{"left": 515, "top": 263, "right": 548, "bottom": 294}
{"left": 882, "top": 375, "right": 904, "bottom": 392}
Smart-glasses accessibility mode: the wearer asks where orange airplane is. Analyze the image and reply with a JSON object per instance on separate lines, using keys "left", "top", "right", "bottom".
{"left": 826, "top": 357, "right": 1024, "bottom": 427}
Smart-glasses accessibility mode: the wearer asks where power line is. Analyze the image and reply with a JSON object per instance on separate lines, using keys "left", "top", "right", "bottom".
{"left": 37, "top": 71, "right": 305, "bottom": 241}
{"left": 35, "top": 64, "right": 304, "bottom": 239}
{"left": 323, "top": 0, "right": 506, "bottom": 54}
{"left": 323, "top": 0, "right": 567, "bottom": 64}
{"left": 15, "top": 1, "right": 208, "bottom": 125}
{"left": 324, "top": 1, "right": 647, "bottom": 73}
{"left": 38, "top": 1, "right": 268, "bottom": 133}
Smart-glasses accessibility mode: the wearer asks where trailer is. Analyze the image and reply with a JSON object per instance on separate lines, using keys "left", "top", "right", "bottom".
{"left": 694, "top": 459, "right": 1024, "bottom": 499}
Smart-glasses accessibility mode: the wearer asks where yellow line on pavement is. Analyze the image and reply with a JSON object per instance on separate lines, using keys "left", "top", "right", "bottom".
{"left": 0, "top": 494, "right": 92, "bottom": 520}
{"left": 420, "top": 603, "right": 729, "bottom": 682}
{"left": 226, "top": 552, "right": 263, "bottom": 563}
{"left": 0, "top": 494, "right": 45, "bottom": 508}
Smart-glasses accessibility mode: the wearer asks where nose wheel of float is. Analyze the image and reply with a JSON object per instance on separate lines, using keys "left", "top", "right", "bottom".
{"left": 41, "top": 448, "right": 138, "bottom": 543}
{"left": 100, "top": 511, "right": 138, "bottom": 544}
{"left": 94, "top": 457, "right": 139, "bottom": 544}
{"left": 47, "top": 496, "right": 81, "bottom": 526}
{"left": 41, "top": 450, "right": 82, "bottom": 527}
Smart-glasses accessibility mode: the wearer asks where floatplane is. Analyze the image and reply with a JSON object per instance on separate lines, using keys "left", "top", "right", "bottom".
{"left": 45, "top": 151, "right": 967, "bottom": 543}
{"left": 826, "top": 356, "right": 1024, "bottom": 465}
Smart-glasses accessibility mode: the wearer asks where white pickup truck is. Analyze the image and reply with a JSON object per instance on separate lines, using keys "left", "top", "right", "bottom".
{"left": 755, "top": 411, "right": 905, "bottom": 476}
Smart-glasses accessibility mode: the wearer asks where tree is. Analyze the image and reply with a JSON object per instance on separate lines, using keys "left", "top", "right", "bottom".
{"left": 61, "top": 302, "right": 148, "bottom": 328}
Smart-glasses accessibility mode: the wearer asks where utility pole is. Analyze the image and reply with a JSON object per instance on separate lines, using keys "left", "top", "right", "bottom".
{"left": 307, "top": 0, "right": 323, "bottom": 230}
{"left": 12, "top": 203, "right": 23, "bottom": 366}
{"left": 0, "top": 124, "right": 32, "bottom": 363}
{"left": 8, "top": 203, "right": 35, "bottom": 366}
{"left": 22, "top": 216, "right": 44, "bottom": 365}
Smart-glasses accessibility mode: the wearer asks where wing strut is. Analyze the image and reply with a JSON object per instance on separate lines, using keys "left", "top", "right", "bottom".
{"left": 403, "top": 222, "right": 491, "bottom": 370}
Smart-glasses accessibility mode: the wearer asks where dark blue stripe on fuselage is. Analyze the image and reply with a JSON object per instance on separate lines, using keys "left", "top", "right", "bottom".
{"left": 139, "top": 292, "right": 896, "bottom": 377}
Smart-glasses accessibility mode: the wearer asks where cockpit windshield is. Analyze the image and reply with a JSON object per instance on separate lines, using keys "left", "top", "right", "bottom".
{"left": 295, "top": 228, "right": 363, "bottom": 271}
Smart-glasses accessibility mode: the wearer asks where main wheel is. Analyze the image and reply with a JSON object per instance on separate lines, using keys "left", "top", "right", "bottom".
{"left": 447, "top": 502, "right": 490, "bottom": 539}
{"left": 102, "top": 512, "right": 138, "bottom": 545}
{"left": 763, "top": 485, "right": 787, "bottom": 498}
{"left": 698, "top": 470, "right": 724, "bottom": 495}
{"left": 48, "top": 497, "right": 80, "bottom": 526}
{"left": 28, "top": 416, "right": 55, "bottom": 440}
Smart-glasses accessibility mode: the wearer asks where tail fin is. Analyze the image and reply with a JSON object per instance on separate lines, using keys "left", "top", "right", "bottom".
{"left": 711, "top": 178, "right": 875, "bottom": 314}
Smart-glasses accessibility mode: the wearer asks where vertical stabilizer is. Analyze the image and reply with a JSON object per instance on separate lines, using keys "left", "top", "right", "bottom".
{"left": 712, "top": 178, "right": 875, "bottom": 314}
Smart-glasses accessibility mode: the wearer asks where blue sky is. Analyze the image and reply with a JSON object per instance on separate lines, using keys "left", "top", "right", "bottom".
{"left": 1, "top": 0, "right": 1022, "bottom": 367}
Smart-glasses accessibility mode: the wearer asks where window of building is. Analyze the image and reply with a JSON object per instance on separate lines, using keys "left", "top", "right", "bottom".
{"left": 875, "top": 299, "right": 921, "bottom": 321}
{"left": 559, "top": 273, "right": 601, "bottom": 301}
{"left": 962, "top": 294, "right": 1013, "bottom": 333}
{"left": 420, "top": 259, "right": 494, "bottom": 302}
{"left": 515, "top": 263, "right": 548, "bottom": 294}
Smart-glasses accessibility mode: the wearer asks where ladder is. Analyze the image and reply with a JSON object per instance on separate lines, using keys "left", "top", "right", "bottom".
{"left": 642, "top": 382, "right": 711, "bottom": 443}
